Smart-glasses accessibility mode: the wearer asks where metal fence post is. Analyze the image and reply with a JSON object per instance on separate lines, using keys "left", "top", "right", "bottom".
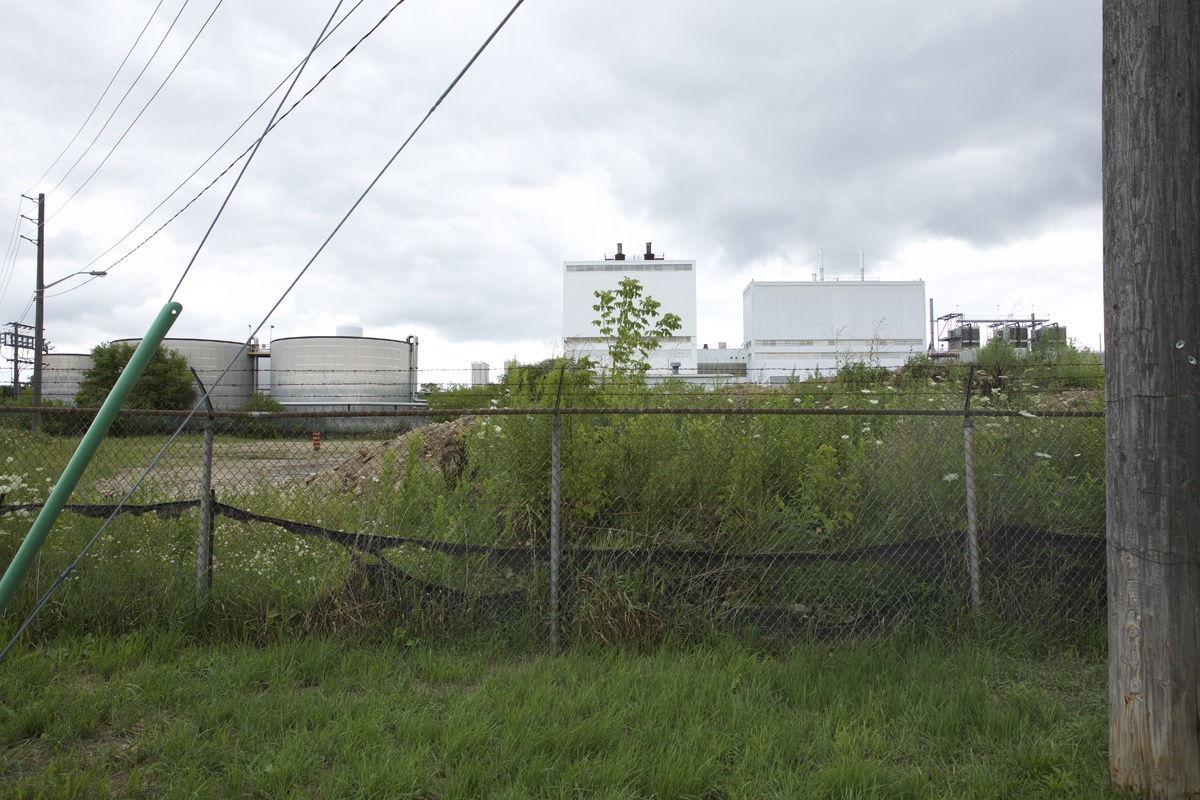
{"left": 549, "top": 364, "right": 567, "bottom": 653}
{"left": 198, "top": 419, "right": 214, "bottom": 609}
{"left": 963, "top": 366, "right": 981, "bottom": 613}
{"left": 191, "top": 367, "right": 216, "bottom": 612}
{"left": 550, "top": 415, "right": 561, "bottom": 652}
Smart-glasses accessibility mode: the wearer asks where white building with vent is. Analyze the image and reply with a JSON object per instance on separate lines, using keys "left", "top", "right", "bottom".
{"left": 563, "top": 245, "right": 697, "bottom": 375}
{"left": 743, "top": 280, "right": 926, "bottom": 382}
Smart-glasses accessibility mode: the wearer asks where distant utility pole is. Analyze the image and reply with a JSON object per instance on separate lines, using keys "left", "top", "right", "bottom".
{"left": 1103, "top": 1, "right": 1200, "bottom": 797}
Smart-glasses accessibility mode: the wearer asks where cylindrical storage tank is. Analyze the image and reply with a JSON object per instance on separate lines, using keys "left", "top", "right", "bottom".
{"left": 114, "top": 338, "right": 254, "bottom": 411}
{"left": 471, "top": 361, "right": 489, "bottom": 387}
{"left": 42, "top": 354, "right": 93, "bottom": 405}
{"left": 269, "top": 336, "right": 416, "bottom": 406}
{"left": 335, "top": 323, "right": 364, "bottom": 338}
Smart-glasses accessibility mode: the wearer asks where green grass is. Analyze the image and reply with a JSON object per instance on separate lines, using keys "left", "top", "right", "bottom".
{"left": 0, "top": 626, "right": 1126, "bottom": 799}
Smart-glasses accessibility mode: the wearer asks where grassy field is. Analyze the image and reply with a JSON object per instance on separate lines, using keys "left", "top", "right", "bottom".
{"left": 0, "top": 625, "right": 1124, "bottom": 799}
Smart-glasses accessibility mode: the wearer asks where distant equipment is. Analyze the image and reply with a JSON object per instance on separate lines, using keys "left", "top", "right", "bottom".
{"left": 335, "top": 323, "right": 364, "bottom": 338}
{"left": 933, "top": 311, "right": 1066, "bottom": 355}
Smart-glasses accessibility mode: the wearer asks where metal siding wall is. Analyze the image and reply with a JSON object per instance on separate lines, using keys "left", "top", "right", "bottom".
{"left": 743, "top": 289, "right": 754, "bottom": 346}
{"left": 563, "top": 263, "right": 697, "bottom": 339}
{"left": 746, "top": 283, "right": 925, "bottom": 342}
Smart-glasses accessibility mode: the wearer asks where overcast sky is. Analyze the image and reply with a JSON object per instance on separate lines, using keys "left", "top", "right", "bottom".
{"left": 0, "top": 0, "right": 1103, "bottom": 382}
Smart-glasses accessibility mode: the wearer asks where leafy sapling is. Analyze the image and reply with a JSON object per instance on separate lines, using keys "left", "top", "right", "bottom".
{"left": 592, "top": 277, "right": 682, "bottom": 380}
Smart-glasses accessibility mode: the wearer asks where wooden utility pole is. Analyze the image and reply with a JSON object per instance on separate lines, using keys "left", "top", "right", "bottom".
{"left": 1104, "top": 1, "right": 1200, "bottom": 796}
{"left": 31, "top": 192, "right": 44, "bottom": 432}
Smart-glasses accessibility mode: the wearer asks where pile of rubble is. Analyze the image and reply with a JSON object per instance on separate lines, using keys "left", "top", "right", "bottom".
{"left": 306, "top": 416, "right": 475, "bottom": 494}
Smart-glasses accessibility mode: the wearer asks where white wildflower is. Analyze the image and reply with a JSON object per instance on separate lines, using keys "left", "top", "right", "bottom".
{"left": 1018, "top": 410, "right": 1038, "bottom": 418}
{"left": 841, "top": 434, "right": 850, "bottom": 440}
{"left": 4, "top": 457, "right": 11, "bottom": 463}
{"left": 494, "top": 425, "right": 502, "bottom": 433}
{"left": 1035, "top": 452, "right": 1052, "bottom": 459}
{"left": 869, "top": 399, "right": 879, "bottom": 405}
{"left": 861, "top": 389, "right": 872, "bottom": 394}
{"left": 1074, "top": 453, "right": 1082, "bottom": 457}
{"left": 862, "top": 427, "right": 871, "bottom": 433}
{"left": 875, "top": 440, "right": 883, "bottom": 445}
{"left": 943, "top": 473, "right": 959, "bottom": 482}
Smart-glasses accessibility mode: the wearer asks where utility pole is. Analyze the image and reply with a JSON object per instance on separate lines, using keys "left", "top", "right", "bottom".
{"left": 31, "top": 193, "right": 44, "bottom": 432}
{"left": 1104, "top": 1, "right": 1200, "bottom": 796}
{"left": 1, "top": 323, "right": 37, "bottom": 401}
{"left": 9, "top": 322, "right": 17, "bottom": 399}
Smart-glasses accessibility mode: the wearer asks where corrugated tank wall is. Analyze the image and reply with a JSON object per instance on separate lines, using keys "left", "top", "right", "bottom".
{"left": 268, "top": 336, "right": 416, "bottom": 406}
{"left": 114, "top": 338, "right": 254, "bottom": 410}
{"left": 42, "top": 354, "right": 93, "bottom": 405}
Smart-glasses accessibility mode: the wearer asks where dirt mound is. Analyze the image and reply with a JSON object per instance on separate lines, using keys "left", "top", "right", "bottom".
{"left": 306, "top": 416, "right": 475, "bottom": 494}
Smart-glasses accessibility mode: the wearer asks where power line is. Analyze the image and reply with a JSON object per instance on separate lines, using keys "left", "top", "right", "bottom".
{"left": 0, "top": 207, "right": 25, "bottom": 309}
{"left": 78, "top": 0, "right": 377, "bottom": 276}
{"left": 45, "top": 0, "right": 194, "bottom": 200}
{"left": 228, "top": 0, "right": 528, "bottom": 340}
{"left": 49, "top": 0, "right": 225, "bottom": 222}
{"left": 26, "top": 0, "right": 168, "bottom": 193}
{"left": 168, "top": 0, "right": 348, "bottom": 301}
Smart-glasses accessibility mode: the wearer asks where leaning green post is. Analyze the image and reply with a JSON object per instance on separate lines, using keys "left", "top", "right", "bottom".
{"left": 0, "top": 302, "right": 183, "bottom": 618}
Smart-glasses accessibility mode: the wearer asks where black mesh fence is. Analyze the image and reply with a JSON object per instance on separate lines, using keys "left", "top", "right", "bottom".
{"left": 0, "top": 394, "right": 1106, "bottom": 643}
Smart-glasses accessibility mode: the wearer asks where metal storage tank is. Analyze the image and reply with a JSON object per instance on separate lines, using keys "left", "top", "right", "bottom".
{"left": 42, "top": 353, "right": 93, "bottom": 404}
{"left": 269, "top": 334, "right": 419, "bottom": 407}
{"left": 113, "top": 338, "right": 254, "bottom": 411}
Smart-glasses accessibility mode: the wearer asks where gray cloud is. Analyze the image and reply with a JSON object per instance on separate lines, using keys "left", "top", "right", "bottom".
{"left": 0, "top": 0, "right": 1102, "bottom": 364}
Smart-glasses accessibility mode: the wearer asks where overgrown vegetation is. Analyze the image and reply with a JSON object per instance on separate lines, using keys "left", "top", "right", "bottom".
{"left": 0, "top": 341, "right": 1105, "bottom": 648}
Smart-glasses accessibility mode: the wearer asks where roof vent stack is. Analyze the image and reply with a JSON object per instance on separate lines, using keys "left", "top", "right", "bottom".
{"left": 614, "top": 243, "right": 625, "bottom": 261}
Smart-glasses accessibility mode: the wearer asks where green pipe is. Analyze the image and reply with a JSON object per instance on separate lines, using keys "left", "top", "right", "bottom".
{"left": 0, "top": 302, "right": 182, "bottom": 617}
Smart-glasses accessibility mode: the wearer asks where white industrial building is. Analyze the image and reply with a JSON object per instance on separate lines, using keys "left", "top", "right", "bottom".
{"left": 563, "top": 244, "right": 697, "bottom": 375}
{"left": 743, "top": 279, "right": 926, "bottom": 382}
{"left": 560, "top": 245, "right": 926, "bottom": 384}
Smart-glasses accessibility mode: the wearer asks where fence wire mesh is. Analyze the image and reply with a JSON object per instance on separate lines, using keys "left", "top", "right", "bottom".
{"left": 0, "top": 388, "right": 1106, "bottom": 645}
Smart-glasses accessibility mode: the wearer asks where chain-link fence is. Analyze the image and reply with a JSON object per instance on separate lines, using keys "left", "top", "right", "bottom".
{"left": 0, "top": 393, "right": 1105, "bottom": 645}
